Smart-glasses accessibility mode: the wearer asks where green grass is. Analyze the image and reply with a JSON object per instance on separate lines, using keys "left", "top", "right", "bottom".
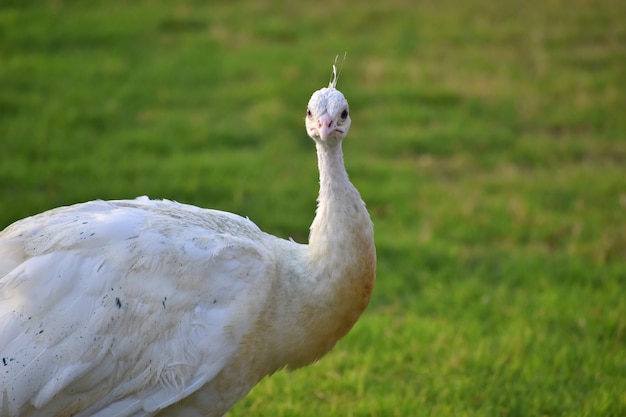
{"left": 1, "top": 0, "right": 625, "bottom": 415}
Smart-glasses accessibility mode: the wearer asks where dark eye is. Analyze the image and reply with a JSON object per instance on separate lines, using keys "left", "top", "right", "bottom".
{"left": 306, "top": 108, "right": 312, "bottom": 118}
{"left": 340, "top": 108, "right": 349, "bottom": 119}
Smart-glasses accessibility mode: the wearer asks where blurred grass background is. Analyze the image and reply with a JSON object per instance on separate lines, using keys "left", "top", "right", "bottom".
{"left": 1, "top": 0, "right": 625, "bottom": 415}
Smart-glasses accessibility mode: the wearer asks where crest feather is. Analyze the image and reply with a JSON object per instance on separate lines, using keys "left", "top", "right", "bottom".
{"left": 328, "top": 53, "right": 346, "bottom": 89}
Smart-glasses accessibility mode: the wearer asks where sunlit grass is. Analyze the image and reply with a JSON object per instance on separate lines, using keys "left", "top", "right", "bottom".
{"left": 1, "top": 0, "right": 625, "bottom": 415}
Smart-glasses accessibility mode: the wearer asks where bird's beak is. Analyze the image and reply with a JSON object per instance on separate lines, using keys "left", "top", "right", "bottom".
{"left": 317, "top": 114, "right": 335, "bottom": 141}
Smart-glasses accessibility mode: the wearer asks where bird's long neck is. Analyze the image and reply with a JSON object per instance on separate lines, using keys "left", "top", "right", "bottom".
{"left": 309, "top": 142, "right": 370, "bottom": 254}
{"left": 289, "top": 141, "right": 376, "bottom": 364}
{"left": 238, "top": 141, "right": 375, "bottom": 375}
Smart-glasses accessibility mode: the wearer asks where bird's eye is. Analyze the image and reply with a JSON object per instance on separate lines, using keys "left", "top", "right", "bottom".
{"left": 306, "top": 108, "right": 312, "bottom": 118}
{"left": 340, "top": 109, "right": 349, "bottom": 119}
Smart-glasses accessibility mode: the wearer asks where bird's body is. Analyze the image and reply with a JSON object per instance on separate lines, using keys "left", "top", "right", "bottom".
{"left": 0, "top": 71, "right": 375, "bottom": 417}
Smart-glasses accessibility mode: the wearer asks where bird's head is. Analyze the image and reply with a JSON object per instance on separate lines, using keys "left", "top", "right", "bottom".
{"left": 305, "top": 63, "right": 351, "bottom": 146}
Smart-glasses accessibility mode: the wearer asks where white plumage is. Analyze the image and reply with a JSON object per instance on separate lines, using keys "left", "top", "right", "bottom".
{"left": 0, "top": 69, "right": 376, "bottom": 417}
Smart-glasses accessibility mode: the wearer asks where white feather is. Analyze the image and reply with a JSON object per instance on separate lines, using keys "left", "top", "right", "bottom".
{"left": 1, "top": 198, "right": 274, "bottom": 417}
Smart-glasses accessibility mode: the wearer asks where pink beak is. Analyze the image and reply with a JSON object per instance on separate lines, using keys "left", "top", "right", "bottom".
{"left": 317, "top": 114, "right": 335, "bottom": 141}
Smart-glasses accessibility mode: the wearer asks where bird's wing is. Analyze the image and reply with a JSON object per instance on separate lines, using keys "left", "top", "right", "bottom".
{"left": 0, "top": 198, "right": 274, "bottom": 417}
